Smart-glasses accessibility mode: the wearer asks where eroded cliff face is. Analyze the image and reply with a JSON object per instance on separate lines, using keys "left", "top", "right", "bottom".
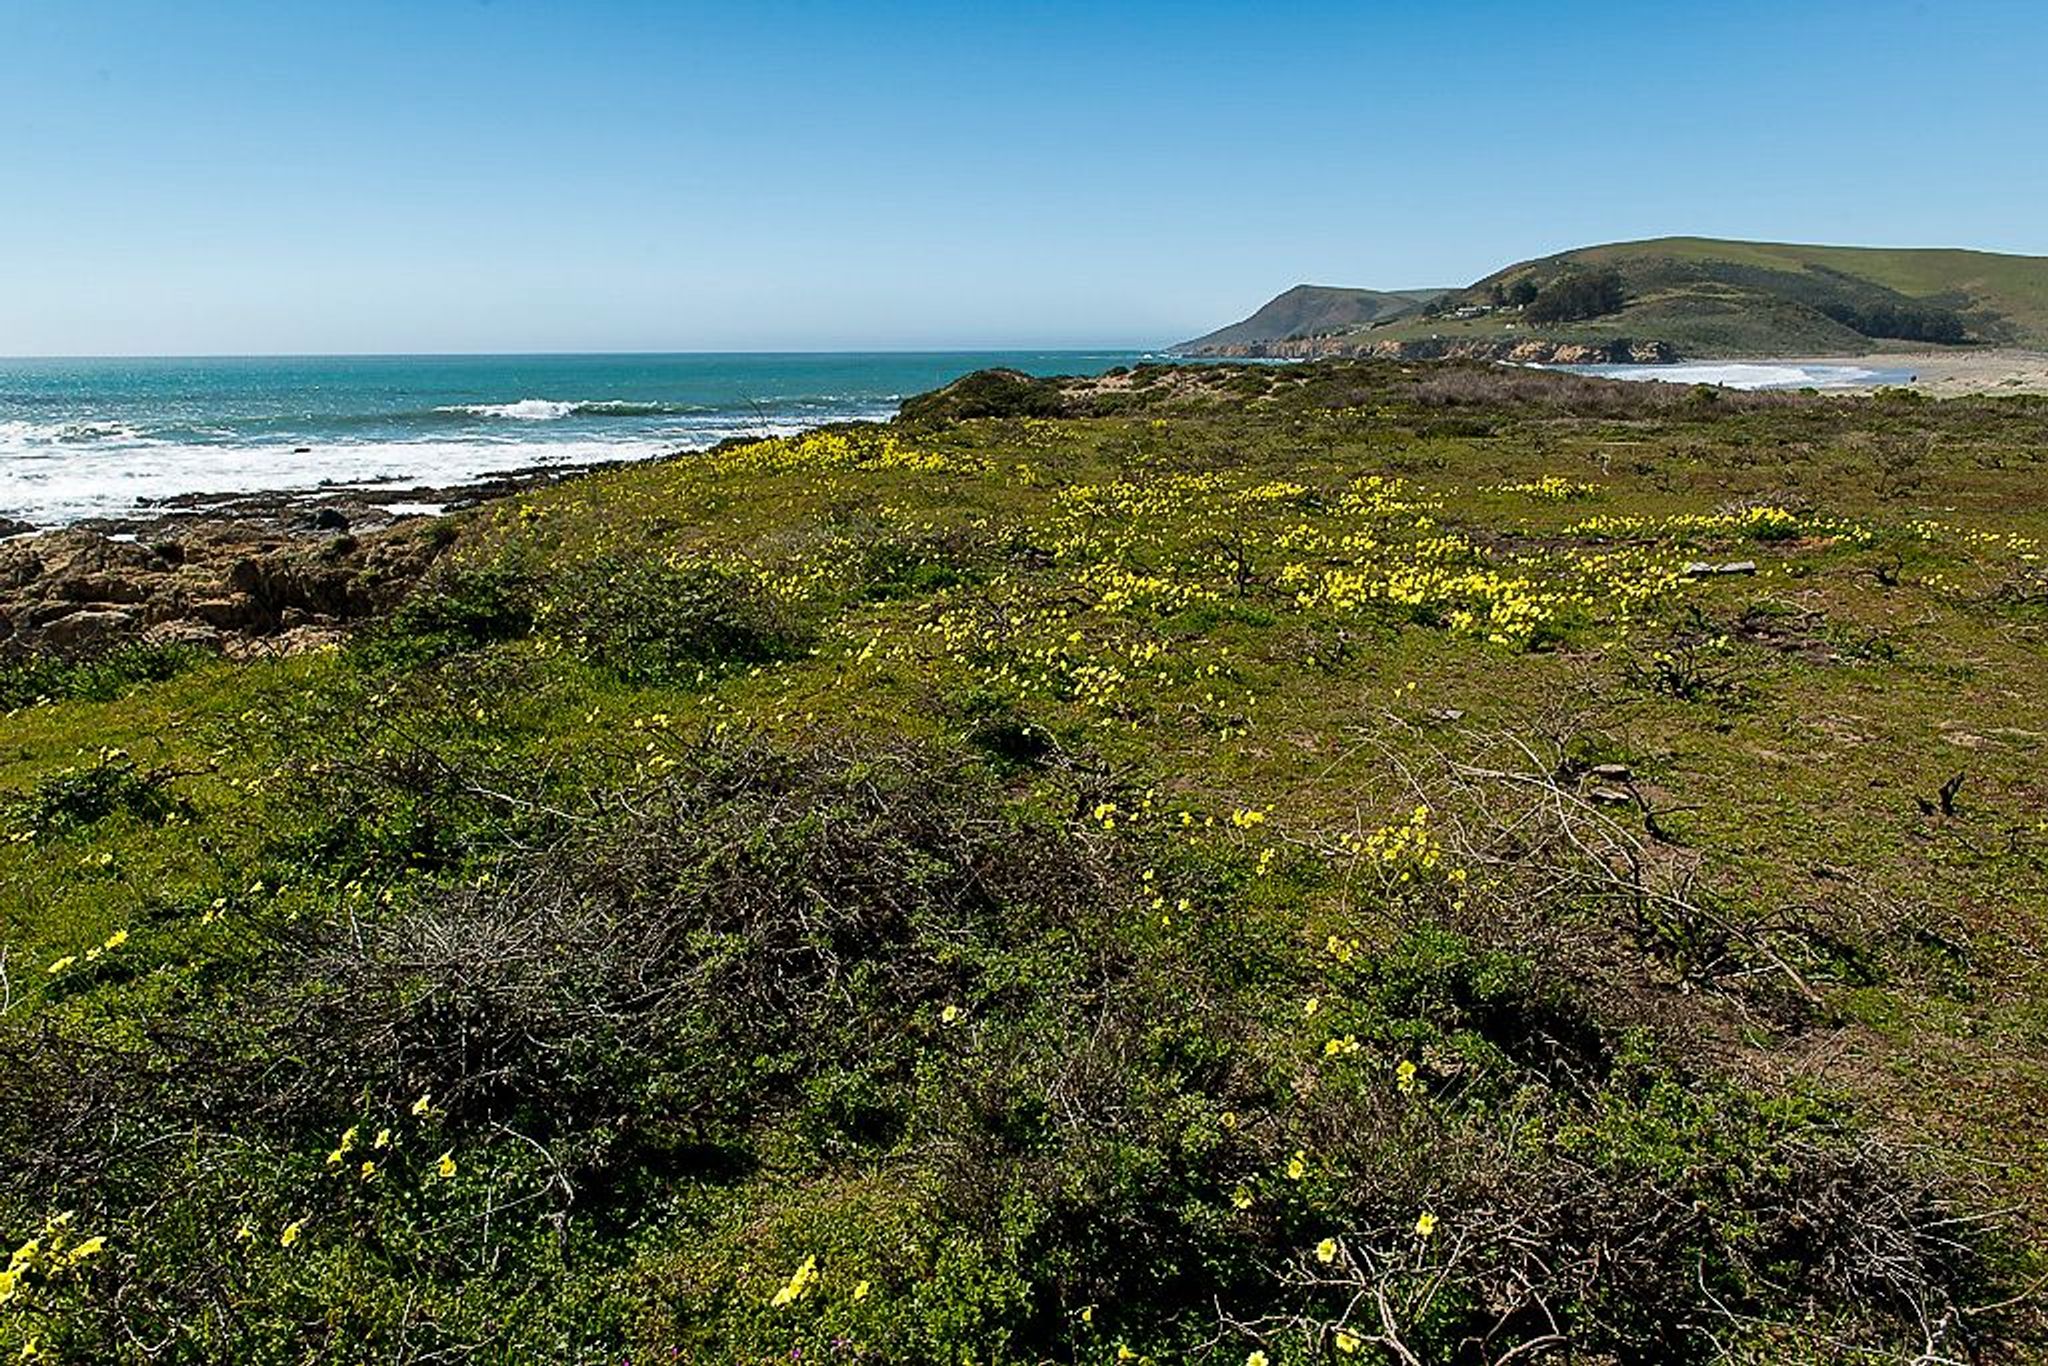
{"left": 1181, "top": 336, "right": 1679, "bottom": 364}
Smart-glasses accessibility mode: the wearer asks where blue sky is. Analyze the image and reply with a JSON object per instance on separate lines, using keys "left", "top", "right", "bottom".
{"left": 2, "top": 0, "right": 2043, "bottom": 354}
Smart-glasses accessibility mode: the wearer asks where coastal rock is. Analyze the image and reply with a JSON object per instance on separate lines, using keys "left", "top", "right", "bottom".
{"left": 0, "top": 517, "right": 451, "bottom": 661}
{"left": 40, "top": 607, "right": 138, "bottom": 649}
{"left": 229, "top": 624, "right": 348, "bottom": 659}
{"left": 190, "top": 596, "right": 262, "bottom": 629}
{"left": 55, "top": 573, "right": 152, "bottom": 605}
{"left": 142, "top": 620, "right": 227, "bottom": 651}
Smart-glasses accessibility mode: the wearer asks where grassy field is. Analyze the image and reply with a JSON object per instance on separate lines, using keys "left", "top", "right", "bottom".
{"left": 4, "top": 361, "right": 2047, "bottom": 1363}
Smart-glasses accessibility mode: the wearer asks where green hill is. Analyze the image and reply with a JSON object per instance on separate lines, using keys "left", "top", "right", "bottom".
{"left": 1179, "top": 238, "right": 2048, "bottom": 358}
{"left": 1172, "top": 283, "right": 1446, "bottom": 351}
{"left": 1455, "top": 236, "right": 2048, "bottom": 354}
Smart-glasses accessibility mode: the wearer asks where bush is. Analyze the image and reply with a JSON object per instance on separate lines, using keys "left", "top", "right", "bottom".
{"left": 896, "top": 369, "right": 1068, "bottom": 424}
{"left": 1525, "top": 268, "right": 1628, "bottom": 324}
{"left": 252, "top": 736, "right": 1124, "bottom": 1150}
{"left": 0, "top": 729, "right": 2017, "bottom": 1362}
{"left": 354, "top": 560, "right": 537, "bottom": 666}
{"left": 0, "top": 641, "right": 211, "bottom": 710}
{"left": 5, "top": 749, "right": 188, "bottom": 837}
{"left": 546, "top": 556, "right": 811, "bottom": 683}
{"left": 1821, "top": 298, "right": 1970, "bottom": 344}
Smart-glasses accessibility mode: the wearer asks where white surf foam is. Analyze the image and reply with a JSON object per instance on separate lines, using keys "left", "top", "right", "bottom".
{"left": 436, "top": 398, "right": 580, "bottom": 420}
{"left": 1553, "top": 361, "right": 1916, "bottom": 390}
{"left": 0, "top": 423, "right": 836, "bottom": 526}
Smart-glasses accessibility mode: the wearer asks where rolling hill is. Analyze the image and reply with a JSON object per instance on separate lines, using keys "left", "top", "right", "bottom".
{"left": 1176, "top": 237, "right": 2048, "bottom": 359}
{"left": 1172, "top": 283, "right": 1446, "bottom": 351}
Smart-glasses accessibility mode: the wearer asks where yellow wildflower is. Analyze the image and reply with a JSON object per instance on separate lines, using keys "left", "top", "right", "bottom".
{"left": 769, "top": 1254, "right": 817, "bottom": 1307}
{"left": 326, "top": 1124, "right": 359, "bottom": 1165}
{"left": 1247, "top": 1353, "right": 1270, "bottom": 1366}
{"left": 45, "top": 956, "right": 76, "bottom": 975}
{"left": 279, "top": 1218, "right": 306, "bottom": 1248}
{"left": 1415, "top": 1211, "right": 1438, "bottom": 1238}
{"left": 437, "top": 1150, "right": 458, "bottom": 1178}
{"left": 853, "top": 1279, "right": 871, "bottom": 1301}
{"left": 410, "top": 1092, "right": 432, "bottom": 1117}
{"left": 1286, "top": 1150, "right": 1307, "bottom": 1180}
{"left": 940, "top": 1004, "right": 962, "bottom": 1025}
{"left": 67, "top": 1235, "right": 105, "bottom": 1261}
{"left": 1396, "top": 1060, "right": 1418, "bottom": 1093}
{"left": 1335, "top": 1329, "right": 1362, "bottom": 1353}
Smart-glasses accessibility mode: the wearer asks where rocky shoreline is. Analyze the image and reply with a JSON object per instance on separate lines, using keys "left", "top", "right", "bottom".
{"left": 0, "top": 458, "right": 623, "bottom": 662}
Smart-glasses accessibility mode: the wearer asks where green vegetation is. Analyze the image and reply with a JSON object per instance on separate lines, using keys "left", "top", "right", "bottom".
{"left": 1452, "top": 237, "right": 2048, "bottom": 353}
{"left": 1538, "top": 237, "right": 2048, "bottom": 344}
{"left": 1518, "top": 267, "right": 1628, "bottom": 325}
{"left": 1183, "top": 237, "right": 2048, "bottom": 358}
{"left": 5, "top": 362, "right": 2048, "bottom": 1362}
{"left": 1173, "top": 285, "right": 1449, "bottom": 351}
{"left": 0, "top": 641, "right": 212, "bottom": 711}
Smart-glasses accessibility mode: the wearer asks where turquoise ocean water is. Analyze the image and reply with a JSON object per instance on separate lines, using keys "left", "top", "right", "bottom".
{"left": 0, "top": 351, "right": 1147, "bottom": 526}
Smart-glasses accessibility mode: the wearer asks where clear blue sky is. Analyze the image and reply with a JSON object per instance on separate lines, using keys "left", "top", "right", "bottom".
{"left": 3, "top": 0, "right": 2043, "bottom": 355}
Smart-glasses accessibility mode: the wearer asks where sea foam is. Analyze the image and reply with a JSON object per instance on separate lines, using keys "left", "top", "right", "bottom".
{"left": 436, "top": 398, "right": 580, "bottom": 421}
{"left": 1554, "top": 361, "right": 1918, "bottom": 390}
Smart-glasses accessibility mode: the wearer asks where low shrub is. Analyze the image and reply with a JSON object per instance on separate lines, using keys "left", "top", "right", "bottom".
{"left": 352, "top": 560, "right": 538, "bottom": 667}
{"left": 544, "top": 556, "right": 811, "bottom": 683}
{"left": 0, "top": 640, "right": 211, "bottom": 710}
{"left": 5, "top": 749, "right": 189, "bottom": 837}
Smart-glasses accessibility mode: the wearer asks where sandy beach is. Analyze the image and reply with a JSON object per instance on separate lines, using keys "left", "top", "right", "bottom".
{"left": 1786, "top": 347, "right": 2048, "bottom": 396}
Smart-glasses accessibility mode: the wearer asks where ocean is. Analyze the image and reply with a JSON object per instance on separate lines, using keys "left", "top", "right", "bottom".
{"left": 0, "top": 351, "right": 1147, "bottom": 527}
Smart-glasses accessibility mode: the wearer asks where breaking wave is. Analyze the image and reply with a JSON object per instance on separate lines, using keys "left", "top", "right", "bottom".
{"left": 434, "top": 398, "right": 711, "bottom": 420}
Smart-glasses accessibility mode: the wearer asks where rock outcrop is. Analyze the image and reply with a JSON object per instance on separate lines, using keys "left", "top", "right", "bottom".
{"left": 0, "top": 519, "right": 449, "bottom": 660}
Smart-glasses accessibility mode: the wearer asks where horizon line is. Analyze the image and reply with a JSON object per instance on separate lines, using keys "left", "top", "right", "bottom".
{"left": 0, "top": 344, "right": 1170, "bottom": 363}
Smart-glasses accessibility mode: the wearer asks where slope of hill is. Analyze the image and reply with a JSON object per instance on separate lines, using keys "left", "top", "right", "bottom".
{"left": 1172, "top": 283, "right": 1446, "bottom": 351}
{"left": 5, "top": 361, "right": 2048, "bottom": 1359}
{"left": 1177, "top": 238, "right": 2048, "bottom": 359}
{"left": 1461, "top": 236, "right": 2048, "bottom": 354}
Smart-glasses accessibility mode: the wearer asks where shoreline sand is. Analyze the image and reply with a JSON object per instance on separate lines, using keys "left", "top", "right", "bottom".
{"left": 1775, "top": 348, "right": 2048, "bottom": 396}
